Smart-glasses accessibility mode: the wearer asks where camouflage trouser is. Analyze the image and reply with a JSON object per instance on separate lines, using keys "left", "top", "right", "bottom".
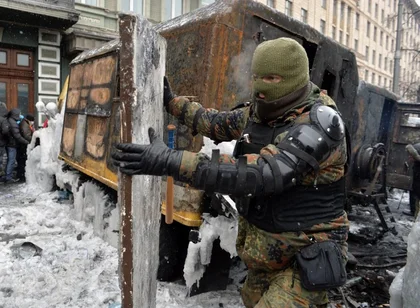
{"left": 236, "top": 214, "right": 349, "bottom": 308}
{"left": 241, "top": 267, "right": 328, "bottom": 308}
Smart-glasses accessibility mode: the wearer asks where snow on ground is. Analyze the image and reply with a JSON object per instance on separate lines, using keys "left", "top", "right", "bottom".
{"left": 0, "top": 183, "right": 244, "bottom": 308}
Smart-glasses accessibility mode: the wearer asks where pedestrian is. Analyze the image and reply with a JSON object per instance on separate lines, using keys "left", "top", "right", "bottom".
{"left": 404, "top": 143, "right": 420, "bottom": 219}
{"left": 16, "top": 114, "right": 35, "bottom": 182}
{"left": 1, "top": 108, "right": 29, "bottom": 183}
{"left": 0, "top": 102, "right": 9, "bottom": 176}
{"left": 113, "top": 37, "right": 349, "bottom": 307}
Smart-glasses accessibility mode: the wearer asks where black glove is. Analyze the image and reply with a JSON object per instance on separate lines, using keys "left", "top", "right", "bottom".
{"left": 163, "top": 76, "right": 175, "bottom": 110}
{"left": 112, "top": 127, "right": 183, "bottom": 177}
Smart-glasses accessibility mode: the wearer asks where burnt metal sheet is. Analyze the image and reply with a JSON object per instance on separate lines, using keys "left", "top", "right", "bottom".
{"left": 62, "top": 113, "right": 78, "bottom": 157}
{"left": 157, "top": 0, "right": 358, "bottom": 153}
{"left": 85, "top": 117, "right": 109, "bottom": 159}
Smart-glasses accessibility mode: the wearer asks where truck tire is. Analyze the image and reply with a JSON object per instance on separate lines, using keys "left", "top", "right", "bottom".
{"left": 157, "top": 215, "right": 190, "bottom": 281}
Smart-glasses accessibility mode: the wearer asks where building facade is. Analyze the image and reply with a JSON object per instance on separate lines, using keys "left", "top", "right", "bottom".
{"left": 1, "top": 0, "right": 418, "bottom": 125}
{"left": 255, "top": 0, "right": 420, "bottom": 101}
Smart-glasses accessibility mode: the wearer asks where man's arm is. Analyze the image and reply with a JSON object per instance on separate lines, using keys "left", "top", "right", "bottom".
{"left": 164, "top": 77, "right": 248, "bottom": 143}
{"left": 167, "top": 97, "right": 249, "bottom": 143}
{"left": 113, "top": 104, "right": 347, "bottom": 198}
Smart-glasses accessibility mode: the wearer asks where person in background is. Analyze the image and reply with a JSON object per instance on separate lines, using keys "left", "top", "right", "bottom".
{"left": 0, "top": 102, "right": 9, "bottom": 176}
{"left": 405, "top": 143, "right": 420, "bottom": 219}
{"left": 0, "top": 108, "right": 29, "bottom": 184}
{"left": 16, "top": 114, "right": 35, "bottom": 182}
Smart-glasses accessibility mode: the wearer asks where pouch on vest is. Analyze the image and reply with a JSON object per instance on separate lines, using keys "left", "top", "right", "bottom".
{"left": 295, "top": 240, "right": 346, "bottom": 291}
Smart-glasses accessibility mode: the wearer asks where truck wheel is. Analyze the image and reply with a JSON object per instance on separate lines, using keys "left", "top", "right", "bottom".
{"left": 157, "top": 215, "right": 190, "bottom": 281}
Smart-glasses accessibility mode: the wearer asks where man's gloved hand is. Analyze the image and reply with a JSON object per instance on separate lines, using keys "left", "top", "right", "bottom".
{"left": 163, "top": 76, "right": 175, "bottom": 111}
{"left": 112, "top": 127, "right": 183, "bottom": 177}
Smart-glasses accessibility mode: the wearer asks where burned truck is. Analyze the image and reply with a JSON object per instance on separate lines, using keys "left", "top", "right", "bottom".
{"left": 57, "top": 0, "right": 419, "bottom": 283}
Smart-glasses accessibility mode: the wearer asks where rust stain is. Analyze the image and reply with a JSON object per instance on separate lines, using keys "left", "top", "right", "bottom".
{"left": 93, "top": 55, "right": 116, "bottom": 85}
{"left": 67, "top": 90, "right": 80, "bottom": 109}
{"left": 86, "top": 117, "right": 106, "bottom": 158}
{"left": 62, "top": 114, "right": 77, "bottom": 157}
{"left": 118, "top": 14, "right": 134, "bottom": 308}
{"left": 90, "top": 88, "right": 111, "bottom": 105}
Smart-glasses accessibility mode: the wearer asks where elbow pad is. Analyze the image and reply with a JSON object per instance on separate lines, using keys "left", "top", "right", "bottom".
{"left": 193, "top": 150, "right": 264, "bottom": 197}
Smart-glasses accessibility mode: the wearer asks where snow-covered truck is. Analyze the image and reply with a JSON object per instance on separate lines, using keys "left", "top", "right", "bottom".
{"left": 53, "top": 0, "right": 420, "bottom": 290}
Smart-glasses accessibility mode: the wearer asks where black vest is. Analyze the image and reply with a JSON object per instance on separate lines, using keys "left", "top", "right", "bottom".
{"left": 234, "top": 118, "right": 345, "bottom": 233}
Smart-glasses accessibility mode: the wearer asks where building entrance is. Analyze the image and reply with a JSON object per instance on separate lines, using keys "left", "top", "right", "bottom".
{"left": 0, "top": 47, "right": 34, "bottom": 116}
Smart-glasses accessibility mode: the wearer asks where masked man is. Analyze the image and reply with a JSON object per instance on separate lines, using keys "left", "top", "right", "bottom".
{"left": 113, "top": 37, "right": 349, "bottom": 308}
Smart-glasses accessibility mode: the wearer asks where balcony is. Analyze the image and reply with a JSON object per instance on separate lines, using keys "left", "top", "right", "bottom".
{"left": 0, "top": 0, "right": 79, "bottom": 30}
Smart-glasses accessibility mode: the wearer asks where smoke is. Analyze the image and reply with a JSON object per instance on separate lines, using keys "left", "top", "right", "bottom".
{"left": 228, "top": 39, "right": 257, "bottom": 104}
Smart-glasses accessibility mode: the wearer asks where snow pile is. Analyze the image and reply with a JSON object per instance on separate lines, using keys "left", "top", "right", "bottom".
{"left": 0, "top": 185, "right": 244, "bottom": 308}
{"left": 26, "top": 101, "right": 64, "bottom": 192}
{"left": 184, "top": 213, "right": 238, "bottom": 289}
{"left": 390, "top": 213, "right": 420, "bottom": 308}
{"left": 0, "top": 188, "right": 121, "bottom": 307}
{"left": 26, "top": 101, "right": 120, "bottom": 248}
{"left": 200, "top": 137, "right": 236, "bottom": 156}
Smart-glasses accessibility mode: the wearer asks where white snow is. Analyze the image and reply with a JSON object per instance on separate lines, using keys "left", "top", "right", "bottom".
{"left": 183, "top": 213, "right": 238, "bottom": 289}
{"left": 0, "top": 185, "right": 245, "bottom": 308}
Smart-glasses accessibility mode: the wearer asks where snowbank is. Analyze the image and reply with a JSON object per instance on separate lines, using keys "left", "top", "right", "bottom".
{"left": 390, "top": 211, "right": 420, "bottom": 308}
{"left": 26, "top": 102, "right": 120, "bottom": 248}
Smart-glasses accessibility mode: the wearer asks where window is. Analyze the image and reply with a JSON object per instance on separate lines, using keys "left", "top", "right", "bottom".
{"left": 372, "top": 50, "right": 376, "bottom": 65}
{"left": 39, "top": 29, "right": 61, "bottom": 46}
{"left": 391, "top": 39, "right": 394, "bottom": 51}
{"left": 339, "top": 30, "right": 343, "bottom": 43}
{"left": 378, "top": 75, "right": 382, "bottom": 85}
{"left": 368, "top": 0, "right": 372, "bottom": 13}
{"left": 301, "top": 8, "right": 308, "bottom": 23}
{"left": 367, "top": 21, "right": 371, "bottom": 37}
{"left": 375, "top": 3, "right": 378, "bottom": 19}
{"left": 355, "top": 13, "right": 360, "bottom": 29}
{"left": 332, "top": 26, "right": 336, "bottom": 40}
{"left": 381, "top": 9, "right": 385, "bottom": 23}
{"left": 371, "top": 72, "right": 375, "bottom": 84}
{"left": 320, "top": 19, "right": 326, "bottom": 34}
{"left": 321, "top": 0, "right": 326, "bottom": 8}
{"left": 340, "top": 2, "right": 345, "bottom": 27}
{"left": 347, "top": 7, "right": 352, "bottom": 30}
{"left": 365, "top": 70, "right": 369, "bottom": 81}
{"left": 385, "top": 57, "right": 388, "bottom": 70}
{"left": 267, "top": 0, "right": 274, "bottom": 7}
{"left": 390, "top": 60, "right": 393, "bottom": 72}
{"left": 366, "top": 46, "right": 369, "bottom": 59}
{"left": 76, "top": 0, "right": 98, "bottom": 5}
{"left": 38, "top": 46, "right": 60, "bottom": 62}
{"left": 389, "top": 79, "right": 392, "bottom": 88}
{"left": 285, "top": 0, "right": 293, "bottom": 16}
{"left": 346, "top": 34, "right": 349, "bottom": 46}
{"left": 333, "top": 0, "right": 338, "bottom": 23}
{"left": 384, "top": 77, "right": 387, "bottom": 87}
{"left": 380, "top": 31, "right": 383, "bottom": 46}
{"left": 165, "top": 0, "right": 184, "bottom": 20}
{"left": 378, "top": 54, "right": 382, "bottom": 68}
{"left": 386, "top": 35, "right": 389, "bottom": 49}
{"left": 354, "top": 39, "right": 358, "bottom": 52}
{"left": 38, "top": 62, "right": 60, "bottom": 79}
{"left": 122, "top": 0, "right": 143, "bottom": 14}
{"left": 373, "top": 26, "right": 377, "bottom": 41}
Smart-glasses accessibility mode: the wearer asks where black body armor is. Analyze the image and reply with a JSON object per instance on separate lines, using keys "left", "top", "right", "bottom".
{"left": 192, "top": 103, "right": 347, "bottom": 232}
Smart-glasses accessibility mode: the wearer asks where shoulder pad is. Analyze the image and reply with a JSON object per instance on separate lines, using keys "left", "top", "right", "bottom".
{"left": 310, "top": 104, "right": 345, "bottom": 141}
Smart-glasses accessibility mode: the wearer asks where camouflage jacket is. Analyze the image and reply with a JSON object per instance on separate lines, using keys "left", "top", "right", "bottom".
{"left": 167, "top": 83, "right": 347, "bottom": 188}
